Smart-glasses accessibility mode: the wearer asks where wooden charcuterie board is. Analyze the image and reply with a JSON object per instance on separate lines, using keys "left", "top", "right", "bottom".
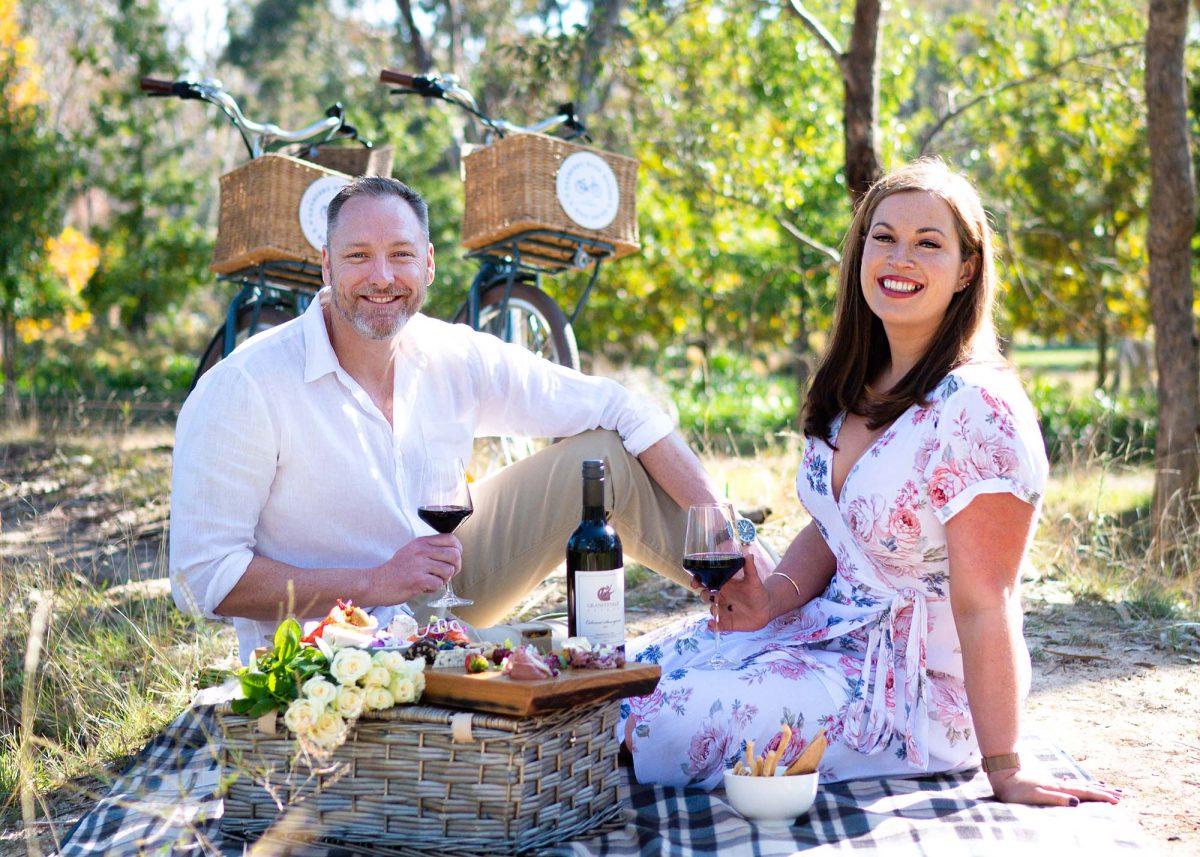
{"left": 421, "top": 662, "right": 661, "bottom": 716}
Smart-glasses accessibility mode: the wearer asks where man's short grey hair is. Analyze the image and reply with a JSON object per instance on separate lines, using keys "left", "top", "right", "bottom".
{"left": 326, "top": 176, "right": 429, "bottom": 243}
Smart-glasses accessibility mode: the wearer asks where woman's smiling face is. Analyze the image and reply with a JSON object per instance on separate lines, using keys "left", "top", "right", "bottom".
{"left": 859, "top": 190, "right": 978, "bottom": 350}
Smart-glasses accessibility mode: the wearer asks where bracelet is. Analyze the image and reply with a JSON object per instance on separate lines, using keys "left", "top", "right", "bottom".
{"left": 768, "top": 572, "right": 801, "bottom": 599}
{"left": 981, "top": 752, "right": 1021, "bottom": 773}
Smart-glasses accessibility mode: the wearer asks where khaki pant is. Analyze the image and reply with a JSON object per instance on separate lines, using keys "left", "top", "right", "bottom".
{"left": 418, "top": 429, "right": 692, "bottom": 628}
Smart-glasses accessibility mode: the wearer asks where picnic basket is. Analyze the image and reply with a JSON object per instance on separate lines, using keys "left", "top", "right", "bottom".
{"left": 461, "top": 132, "right": 639, "bottom": 265}
{"left": 216, "top": 699, "right": 624, "bottom": 855}
{"left": 211, "top": 154, "right": 351, "bottom": 275}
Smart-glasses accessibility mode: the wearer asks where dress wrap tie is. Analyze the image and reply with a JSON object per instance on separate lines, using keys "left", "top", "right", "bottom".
{"left": 841, "top": 588, "right": 929, "bottom": 768}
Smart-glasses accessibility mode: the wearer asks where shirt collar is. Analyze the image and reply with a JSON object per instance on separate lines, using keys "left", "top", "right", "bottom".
{"left": 302, "top": 289, "right": 340, "bottom": 383}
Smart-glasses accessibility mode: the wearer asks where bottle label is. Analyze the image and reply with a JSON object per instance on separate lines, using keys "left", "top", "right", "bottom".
{"left": 572, "top": 567, "right": 625, "bottom": 647}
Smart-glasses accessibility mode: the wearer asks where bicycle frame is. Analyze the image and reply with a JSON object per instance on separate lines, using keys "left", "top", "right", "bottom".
{"left": 219, "top": 263, "right": 321, "bottom": 349}
{"left": 461, "top": 228, "right": 615, "bottom": 333}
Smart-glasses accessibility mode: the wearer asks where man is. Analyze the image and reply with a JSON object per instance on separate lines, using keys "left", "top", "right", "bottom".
{"left": 170, "top": 176, "right": 770, "bottom": 662}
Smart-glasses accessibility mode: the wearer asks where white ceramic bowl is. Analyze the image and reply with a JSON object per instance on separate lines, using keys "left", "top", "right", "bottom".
{"left": 723, "top": 768, "right": 819, "bottom": 822}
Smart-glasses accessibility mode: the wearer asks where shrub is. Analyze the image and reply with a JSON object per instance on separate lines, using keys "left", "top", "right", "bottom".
{"left": 658, "top": 347, "right": 797, "bottom": 452}
{"left": 1026, "top": 378, "right": 1156, "bottom": 465}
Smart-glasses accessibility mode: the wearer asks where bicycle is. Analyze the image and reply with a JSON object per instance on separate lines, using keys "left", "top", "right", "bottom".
{"left": 140, "top": 76, "right": 377, "bottom": 387}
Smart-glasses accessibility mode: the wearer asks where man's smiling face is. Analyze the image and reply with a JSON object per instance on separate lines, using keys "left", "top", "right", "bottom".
{"left": 322, "top": 193, "right": 435, "bottom": 342}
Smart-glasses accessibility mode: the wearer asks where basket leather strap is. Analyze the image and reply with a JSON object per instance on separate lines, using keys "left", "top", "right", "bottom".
{"left": 450, "top": 711, "right": 475, "bottom": 743}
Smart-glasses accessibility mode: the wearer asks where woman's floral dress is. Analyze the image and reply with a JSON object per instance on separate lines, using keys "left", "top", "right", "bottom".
{"left": 619, "top": 363, "right": 1049, "bottom": 789}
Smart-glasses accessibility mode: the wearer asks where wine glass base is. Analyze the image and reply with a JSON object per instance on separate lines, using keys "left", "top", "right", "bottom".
{"left": 429, "top": 594, "right": 474, "bottom": 608}
{"left": 693, "top": 653, "right": 735, "bottom": 670}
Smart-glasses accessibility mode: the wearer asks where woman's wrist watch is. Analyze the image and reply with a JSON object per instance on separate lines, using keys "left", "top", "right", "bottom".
{"left": 981, "top": 752, "right": 1021, "bottom": 773}
{"left": 734, "top": 516, "right": 757, "bottom": 545}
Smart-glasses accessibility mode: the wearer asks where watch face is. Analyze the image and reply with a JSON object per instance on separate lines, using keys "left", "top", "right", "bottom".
{"left": 735, "top": 517, "right": 757, "bottom": 545}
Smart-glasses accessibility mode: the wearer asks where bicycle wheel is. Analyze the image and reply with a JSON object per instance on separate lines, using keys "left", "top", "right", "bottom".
{"left": 461, "top": 279, "right": 580, "bottom": 372}
{"left": 454, "top": 279, "right": 580, "bottom": 472}
{"left": 191, "top": 303, "right": 295, "bottom": 390}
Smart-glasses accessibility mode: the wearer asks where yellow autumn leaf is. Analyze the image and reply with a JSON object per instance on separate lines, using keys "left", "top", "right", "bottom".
{"left": 47, "top": 226, "right": 101, "bottom": 294}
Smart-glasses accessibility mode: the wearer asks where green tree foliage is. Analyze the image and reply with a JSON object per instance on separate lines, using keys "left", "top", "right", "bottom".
{"left": 0, "top": 2, "right": 74, "bottom": 416}
{"left": 909, "top": 0, "right": 1148, "bottom": 384}
{"left": 78, "top": 0, "right": 212, "bottom": 331}
{"left": 11, "top": 0, "right": 1189, "bottom": 413}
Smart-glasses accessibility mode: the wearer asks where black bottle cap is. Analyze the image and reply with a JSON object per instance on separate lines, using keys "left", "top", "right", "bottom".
{"left": 582, "top": 459, "right": 605, "bottom": 479}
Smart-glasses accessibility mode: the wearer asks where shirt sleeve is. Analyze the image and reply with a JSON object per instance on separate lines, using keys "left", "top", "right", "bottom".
{"left": 169, "top": 364, "right": 280, "bottom": 619}
{"left": 922, "top": 379, "right": 1049, "bottom": 524}
{"left": 463, "top": 328, "right": 675, "bottom": 456}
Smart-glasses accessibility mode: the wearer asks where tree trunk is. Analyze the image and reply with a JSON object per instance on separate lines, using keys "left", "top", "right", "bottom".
{"left": 842, "top": 0, "right": 882, "bottom": 201}
{"left": 2, "top": 310, "right": 19, "bottom": 424}
{"left": 575, "top": 0, "right": 627, "bottom": 119}
{"left": 1145, "top": 0, "right": 1200, "bottom": 554}
{"left": 445, "top": 0, "right": 463, "bottom": 75}
{"left": 394, "top": 0, "right": 433, "bottom": 72}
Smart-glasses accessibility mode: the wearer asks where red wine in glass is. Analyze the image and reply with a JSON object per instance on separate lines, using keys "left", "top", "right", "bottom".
{"left": 417, "top": 505, "right": 472, "bottom": 534}
{"left": 682, "top": 552, "right": 745, "bottom": 591}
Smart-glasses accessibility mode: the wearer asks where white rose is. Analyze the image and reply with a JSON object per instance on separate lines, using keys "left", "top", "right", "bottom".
{"left": 332, "top": 684, "right": 366, "bottom": 719}
{"left": 389, "top": 675, "right": 416, "bottom": 704}
{"left": 302, "top": 676, "right": 338, "bottom": 707}
{"left": 362, "top": 665, "right": 392, "bottom": 688}
{"left": 364, "top": 686, "right": 395, "bottom": 711}
{"left": 310, "top": 710, "right": 348, "bottom": 750}
{"left": 283, "top": 698, "right": 323, "bottom": 735}
{"left": 410, "top": 668, "right": 426, "bottom": 696}
{"left": 372, "top": 650, "right": 406, "bottom": 673}
{"left": 330, "top": 648, "right": 373, "bottom": 685}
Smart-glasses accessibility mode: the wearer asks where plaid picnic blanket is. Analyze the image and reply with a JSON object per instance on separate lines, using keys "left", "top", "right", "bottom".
{"left": 56, "top": 705, "right": 1151, "bottom": 857}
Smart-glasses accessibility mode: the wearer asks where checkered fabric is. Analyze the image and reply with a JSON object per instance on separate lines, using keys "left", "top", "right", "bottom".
{"left": 56, "top": 706, "right": 1151, "bottom": 856}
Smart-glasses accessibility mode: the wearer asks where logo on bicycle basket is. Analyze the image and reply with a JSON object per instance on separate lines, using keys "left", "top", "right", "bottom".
{"left": 556, "top": 152, "right": 620, "bottom": 231}
{"left": 299, "top": 176, "right": 351, "bottom": 251}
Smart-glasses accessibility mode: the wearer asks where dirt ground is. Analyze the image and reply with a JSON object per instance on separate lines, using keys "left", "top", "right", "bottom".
{"left": 1, "top": 433, "right": 1197, "bottom": 853}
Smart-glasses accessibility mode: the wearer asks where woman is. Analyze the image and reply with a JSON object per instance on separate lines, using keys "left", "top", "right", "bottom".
{"left": 620, "top": 159, "right": 1121, "bottom": 807}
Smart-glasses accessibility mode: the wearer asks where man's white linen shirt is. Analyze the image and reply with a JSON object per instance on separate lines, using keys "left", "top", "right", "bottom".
{"left": 170, "top": 292, "right": 674, "bottom": 658}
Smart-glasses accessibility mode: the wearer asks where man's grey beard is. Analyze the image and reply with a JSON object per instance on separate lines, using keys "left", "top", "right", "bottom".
{"left": 331, "top": 289, "right": 415, "bottom": 340}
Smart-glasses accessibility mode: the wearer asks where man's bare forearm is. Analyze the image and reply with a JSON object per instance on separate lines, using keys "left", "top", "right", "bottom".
{"left": 215, "top": 556, "right": 373, "bottom": 621}
{"left": 636, "top": 431, "right": 724, "bottom": 510}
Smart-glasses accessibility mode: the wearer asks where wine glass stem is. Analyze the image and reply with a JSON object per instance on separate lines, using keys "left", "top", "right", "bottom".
{"left": 711, "top": 589, "right": 723, "bottom": 658}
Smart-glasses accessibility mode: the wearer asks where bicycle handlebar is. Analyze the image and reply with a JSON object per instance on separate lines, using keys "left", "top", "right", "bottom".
{"left": 139, "top": 76, "right": 177, "bottom": 95}
{"left": 379, "top": 69, "right": 587, "bottom": 141}
{"left": 140, "top": 76, "right": 356, "bottom": 159}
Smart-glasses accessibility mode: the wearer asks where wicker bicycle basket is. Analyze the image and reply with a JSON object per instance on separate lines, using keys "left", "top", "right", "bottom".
{"left": 298, "top": 143, "right": 395, "bottom": 178}
{"left": 211, "top": 154, "right": 352, "bottom": 275}
{"left": 462, "top": 133, "right": 639, "bottom": 264}
{"left": 217, "top": 699, "right": 624, "bottom": 855}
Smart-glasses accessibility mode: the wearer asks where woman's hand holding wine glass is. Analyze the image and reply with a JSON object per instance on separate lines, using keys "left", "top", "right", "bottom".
{"left": 683, "top": 503, "right": 744, "bottom": 670}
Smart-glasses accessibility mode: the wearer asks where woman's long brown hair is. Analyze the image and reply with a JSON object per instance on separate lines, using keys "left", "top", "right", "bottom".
{"left": 802, "top": 158, "right": 999, "bottom": 444}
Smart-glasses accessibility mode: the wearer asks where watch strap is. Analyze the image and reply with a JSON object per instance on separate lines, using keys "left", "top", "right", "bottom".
{"left": 980, "top": 752, "right": 1021, "bottom": 773}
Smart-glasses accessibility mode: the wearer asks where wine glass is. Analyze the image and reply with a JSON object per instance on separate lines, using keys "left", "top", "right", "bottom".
{"left": 417, "top": 457, "right": 474, "bottom": 609}
{"left": 683, "top": 503, "right": 745, "bottom": 670}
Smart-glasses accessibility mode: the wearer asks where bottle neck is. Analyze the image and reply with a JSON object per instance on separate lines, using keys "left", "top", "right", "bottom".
{"left": 581, "top": 475, "right": 606, "bottom": 521}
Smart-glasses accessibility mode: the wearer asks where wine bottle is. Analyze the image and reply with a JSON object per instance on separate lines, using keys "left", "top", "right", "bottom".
{"left": 566, "top": 459, "right": 625, "bottom": 650}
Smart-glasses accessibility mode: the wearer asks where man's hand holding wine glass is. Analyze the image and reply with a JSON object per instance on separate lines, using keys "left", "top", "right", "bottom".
{"left": 372, "top": 535, "right": 463, "bottom": 604}
{"left": 418, "top": 457, "right": 474, "bottom": 609}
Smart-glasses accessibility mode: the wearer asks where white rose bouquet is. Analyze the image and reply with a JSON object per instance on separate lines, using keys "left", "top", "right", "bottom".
{"left": 233, "top": 613, "right": 425, "bottom": 755}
